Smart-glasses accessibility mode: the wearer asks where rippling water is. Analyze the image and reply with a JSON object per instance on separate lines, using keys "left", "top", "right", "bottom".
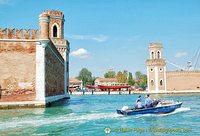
{"left": 0, "top": 94, "right": 199, "bottom": 135}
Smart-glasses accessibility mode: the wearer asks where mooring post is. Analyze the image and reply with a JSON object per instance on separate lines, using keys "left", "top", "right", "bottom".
{"left": 129, "top": 89, "right": 131, "bottom": 95}
{"left": 92, "top": 90, "right": 94, "bottom": 95}
{"left": 108, "top": 89, "right": 110, "bottom": 95}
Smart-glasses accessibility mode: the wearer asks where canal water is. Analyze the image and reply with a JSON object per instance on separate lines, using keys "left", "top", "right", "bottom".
{"left": 0, "top": 94, "right": 199, "bottom": 136}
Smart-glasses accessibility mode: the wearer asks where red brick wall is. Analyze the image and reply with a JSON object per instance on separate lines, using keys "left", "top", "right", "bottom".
{"left": 45, "top": 43, "right": 65, "bottom": 97}
{"left": 0, "top": 41, "right": 36, "bottom": 100}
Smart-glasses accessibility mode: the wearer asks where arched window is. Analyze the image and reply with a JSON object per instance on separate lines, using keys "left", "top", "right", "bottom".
{"left": 158, "top": 51, "right": 160, "bottom": 59}
{"left": 160, "top": 80, "right": 163, "bottom": 86}
{"left": 151, "top": 52, "right": 155, "bottom": 59}
{"left": 53, "top": 25, "right": 57, "bottom": 38}
{"left": 151, "top": 80, "right": 154, "bottom": 86}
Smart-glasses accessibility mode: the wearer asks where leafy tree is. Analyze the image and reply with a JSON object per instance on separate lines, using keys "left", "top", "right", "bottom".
{"left": 116, "top": 70, "right": 128, "bottom": 83}
{"left": 104, "top": 71, "right": 116, "bottom": 78}
{"left": 116, "top": 71, "right": 123, "bottom": 83}
{"left": 122, "top": 70, "right": 128, "bottom": 83}
{"left": 140, "top": 74, "right": 147, "bottom": 87}
{"left": 76, "top": 68, "right": 94, "bottom": 86}
{"left": 128, "top": 72, "right": 135, "bottom": 85}
{"left": 135, "top": 71, "right": 142, "bottom": 79}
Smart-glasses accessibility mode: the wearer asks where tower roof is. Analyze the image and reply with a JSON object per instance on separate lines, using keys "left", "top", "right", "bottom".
{"left": 149, "top": 43, "right": 162, "bottom": 48}
{"left": 40, "top": 10, "right": 64, "bottom": 17}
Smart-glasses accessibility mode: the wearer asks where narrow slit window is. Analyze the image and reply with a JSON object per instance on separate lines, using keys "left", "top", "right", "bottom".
{"left": 160, "top": 80, "right": 163, "bottom": 86}
{"left": 151, "top": 52, "right": 154, "bottom": 59}
{"left": 53, "top": 25, "right": 57, "bottom": 37}
{"left": 158, "top": 51, "right": 160, "bottom": 59}
{"left": 151, "top": 80, "right": 154, "bottom": 86}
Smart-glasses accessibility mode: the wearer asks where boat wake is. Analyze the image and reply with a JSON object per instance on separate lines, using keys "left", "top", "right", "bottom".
{"left": 136, "top": 107, "right": 190, "bottom": 117}
{"left": 0, "top": 112, "right": 120, "bottom": 131}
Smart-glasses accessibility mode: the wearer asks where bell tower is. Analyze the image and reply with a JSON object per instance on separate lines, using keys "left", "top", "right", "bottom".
{"left": 146, "top": 43, "right": 166, "bottom": 92}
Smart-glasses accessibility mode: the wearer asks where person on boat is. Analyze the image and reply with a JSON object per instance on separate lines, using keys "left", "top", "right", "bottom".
{"left": 145, "top": 94, "right": 153, "bottom": 108}
{"left": 136, "top": 95, "right": 142, "bottom": 104}
{"left": 152, "top": 99, "right": 159, "bottom": 107}
{"left": 135, "top": 99, "right": 144, "bottom": 109}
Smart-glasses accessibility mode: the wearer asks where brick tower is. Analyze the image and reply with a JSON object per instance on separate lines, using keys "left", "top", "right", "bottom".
{"left": 146, "top": 43, "right": 166, "bottom": 92}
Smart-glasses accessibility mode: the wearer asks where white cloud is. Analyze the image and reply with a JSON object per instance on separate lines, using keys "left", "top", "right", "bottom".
{"left": 66, "top": 34, "right": 108, "bottom": 42}
{"left": 0, "top": 0, "right": 18, "bottom": 5}
{"left": 175, "top": 52, "right": 188, "bottom": 58}
{"left": 70, "top": 48, "right": 89, "bottom": 59}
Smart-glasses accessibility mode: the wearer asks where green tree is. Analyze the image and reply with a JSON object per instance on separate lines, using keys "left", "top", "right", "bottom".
{"left": 122, "top": 70, "right": 128, "bottom": 83}
{"left": 140, "top": 74, "right": 147, "bottom": 87}
{"left": 116, "top": 70, "right": 128, "bottom": 83}
{"left": 116, "top": 71, "right": 123, "bottom": 83}
{"left": 135, "top": 71, "right": 142, "bottom": 79}
{"left": 104, "top": 71, "right": 116, "bottom": 78}
{"left": 76, "top": 68, "right": 93, "bottom": 86}
{"left": 128, "top": 72, "right": 135, "bottom": 85}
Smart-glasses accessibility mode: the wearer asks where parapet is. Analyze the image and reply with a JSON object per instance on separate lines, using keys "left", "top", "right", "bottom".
{"left": 0, "top": 28, "right": 38, "bottom": 39}
{"left": 149, "top": 43, "right": 162, "bottom": 48}
{"left": 40, "top": 10, "right": 64, "bottom": 17}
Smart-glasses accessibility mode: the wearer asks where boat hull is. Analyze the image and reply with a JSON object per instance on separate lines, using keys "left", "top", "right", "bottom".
{"left": 117, "top": 102, "right": 182, "bottom": 115}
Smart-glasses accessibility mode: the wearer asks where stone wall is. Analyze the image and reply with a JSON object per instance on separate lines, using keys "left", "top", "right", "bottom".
{"left": 166, "top": 71, "right": 200, "bottom": 91}
{"left": 0, "top": 40, "right": 36, "bottom": 101}
{"left": 45, "top": 42, "right": 65, "bottom": 97}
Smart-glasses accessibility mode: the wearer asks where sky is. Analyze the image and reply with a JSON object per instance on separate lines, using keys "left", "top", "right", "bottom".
{"left": 0, "top": 0, "right": 200, "bottom": 78}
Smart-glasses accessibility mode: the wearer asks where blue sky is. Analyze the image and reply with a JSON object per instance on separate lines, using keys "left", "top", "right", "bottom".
{"left": 0, "top": 0, "right": 200, "bottom": 78}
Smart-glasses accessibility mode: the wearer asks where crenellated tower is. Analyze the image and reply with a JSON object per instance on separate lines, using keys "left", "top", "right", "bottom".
{"left": 146, "top": 43, "right": 166, "bottom": 92}
{"left": 39, "top": 10, "right": 69, "bottom": 58}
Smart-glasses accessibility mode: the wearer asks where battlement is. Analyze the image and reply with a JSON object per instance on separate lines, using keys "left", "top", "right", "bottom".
{"left": 0, "top": 28, "right": 38, "bottom": 39}
{"left": 41, "top": 10, "right": 64, "bottom": 17}
{"left": 149, "top": 43, "right": 162, "bottom": 48}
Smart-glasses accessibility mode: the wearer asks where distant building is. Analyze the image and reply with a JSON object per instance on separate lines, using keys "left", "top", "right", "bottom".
{"left": 69, "top": 78, "right": 82, "bottom": 91}
{"left": 146, "top": 43, "right": 200, "bottom": 92}
{"left": 95, "top": 78, "right": 117, "bottom": 86}
{"left": 95, "top": 78, "right": 129, "bottom": 86}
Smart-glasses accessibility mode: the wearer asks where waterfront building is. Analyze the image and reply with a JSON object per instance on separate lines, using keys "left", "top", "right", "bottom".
{"left": 146, "top": 43, "right": 200, "bottom": 92}
{"left": 0, "top": 10, "right": 70, "bottom": 108}
{"left": 69, "top": 78, "right": 82, "bottom": 91}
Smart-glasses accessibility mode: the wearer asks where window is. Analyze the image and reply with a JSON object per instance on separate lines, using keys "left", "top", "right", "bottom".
{"left": 150, "top": 68, "right": 154, "bottom": 72}
{"left": 160, "top": 80, "right": 163, "bottom": 86}
{"left": 151, "top": 52, "right": 155, "bottom": 59}
{"left": 151, "top": 80, "right": 154, "bottom": 86}
{"left": 67, "top": 62, "right": 69, "bottom": 72}
{"left": 53, "top": 25, "right": 57, "bottom": 37}
{"left": 159, "top": 68, "right": 163, "bottom": 72}
{"left": 157, "top": 51, "right": 160, "bottom": 59}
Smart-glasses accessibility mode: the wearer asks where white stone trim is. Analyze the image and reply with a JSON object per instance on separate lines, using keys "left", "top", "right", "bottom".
{"left": 39, "top": 15, "right": 50, "bottom": 23}
{"left": 63, "top": 50, "right": 67, "bottom": 95}
{"left": 147, "top": 67, "right": 149, "bottom": 91}
{"left": 164, "top": 66, "right": 167, "bottom": 91}
{"left": 36, "top": 41, "right": 46, "bottom": 102}
{"left": 51, "top": 23, "right": 60, "bottom": 38}
{"left": 0, "top": 101, "right": 46, "bottom": 105}
{"left": 155, "top": 66, "right": 158, "bottom": 91}
{"left": 50, "top": 16, "right": 64, "bottom": 21}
